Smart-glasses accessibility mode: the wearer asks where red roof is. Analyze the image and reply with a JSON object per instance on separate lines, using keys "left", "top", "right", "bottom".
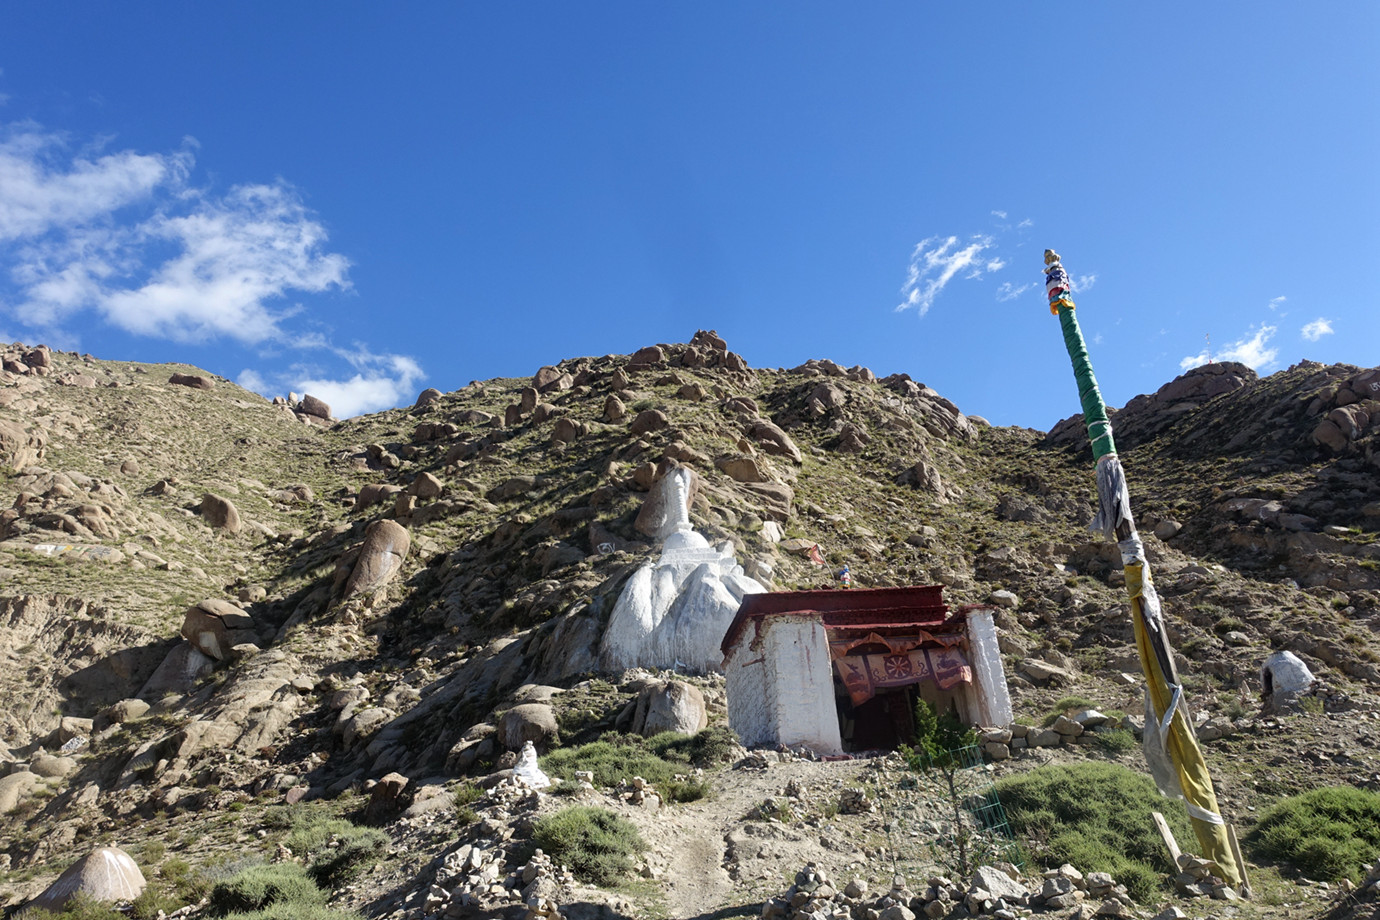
{"left": 720, "top": 585, "right": 950, "bottom": 655}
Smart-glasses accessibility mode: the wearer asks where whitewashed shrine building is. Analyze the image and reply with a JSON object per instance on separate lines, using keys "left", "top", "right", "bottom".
{"left": 720, "top": 585, "right": 1011, "bottom": 755}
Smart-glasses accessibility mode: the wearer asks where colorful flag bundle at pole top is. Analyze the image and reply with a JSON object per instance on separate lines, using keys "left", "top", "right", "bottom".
{"left": 1042, "top": 249, "right": 1247, "bottom": 890}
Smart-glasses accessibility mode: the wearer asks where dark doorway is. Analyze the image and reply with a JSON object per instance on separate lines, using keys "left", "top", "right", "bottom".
{"left": 836, "top": 680, "right": 917, "bottom": 752}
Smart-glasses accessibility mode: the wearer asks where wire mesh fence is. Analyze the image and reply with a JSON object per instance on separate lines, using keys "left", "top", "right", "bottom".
{"left": 876, "top": 743, "right": 1023, "bottom": 882}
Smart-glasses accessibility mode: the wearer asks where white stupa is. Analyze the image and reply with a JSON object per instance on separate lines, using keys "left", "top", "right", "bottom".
{"left": 600, "top": 468, "right": 765, "bottom": 673}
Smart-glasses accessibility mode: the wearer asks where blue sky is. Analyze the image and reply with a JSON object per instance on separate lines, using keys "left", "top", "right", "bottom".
{"left": 0, "top": 4, "right": 1375, "bottom": 426}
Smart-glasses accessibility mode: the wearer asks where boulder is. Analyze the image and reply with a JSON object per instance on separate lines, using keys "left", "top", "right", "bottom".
{"left": 603, "top": 395, "right": 626, "bottom": 422}
{"left": 138, "top": 643, "right": 216, "bottom": 697}
{"left": 31, "top": 754, "right": 77, "bottom": 778}
{"left": 180, "top": 599, "right": 256, "bottom": 661}
{"left": 627, "top": 345, "right": 665, "bottom": 369}
{"left": 1313, "top": 419, "right": 1348, "bottom": 451}
{"left": 972, "top": 865, "right": 1027, "bottom": 903}
{"left": 344, "top": 520, "right": 411, "bottom": 598}
{"left": 409, "top": 472, "right": 444, "bottom": 499}
{"left": 30, "top": 847, "right": 146, "bottom": 913}
{"left": 0, "top": 419, "right": 46, "bottom": 470}
{"left": 414, "top": 387, "right": 443, "bottom": 408}
{"left": 23, "top": 346, "right": 52, "bottom": 369}
{"left": 0, "top": 772, "right": 42, "bottom": 813}
{"left": 343, "top": 707, "right": 394, "bottom": 747}
{"left": 356, "top": 482, "right": 403, "bottom": 509}
{"left": 741, "top": 482, "right": 794, "bottom": 522}
{"left": 630, "top": 409, "right": 669, "bottom": 435}
{"left": 634, "top": 466, "right": 700, "bottom": 539}
{"left": 630, "top": 681, "right": 708, "bottom": 736}
{"left": 690, "top": 329, "right": 728, "bottom": 352}
{"left": 364, "top": 772, "right": 411, "bottom": 824}
{"left": 552, "top": 418, "right": 585, "bottom": 443}
{"left": 93, "top": 699, "right": 150, "bottom": 731}
{"left": 299, "top": 394, "right": 332, "bottom": 420}
{"left": 200, "top": 493, "right": 241, "bottom": 533}
{"left": 716, "top": 454, "right": 770, "bottom": 483}
{"left": 745, "top": 419, "right": 802, "bottom": 463}
{"left": 168, "top": 373, "right": 213, "bottom": 390}
{"left": 498, "top": 703, "right": 560, "bottom": 751}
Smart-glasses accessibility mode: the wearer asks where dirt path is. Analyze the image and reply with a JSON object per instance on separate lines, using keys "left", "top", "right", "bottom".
{"left": 634, "top": 757, "right": 880, "bottom": 920}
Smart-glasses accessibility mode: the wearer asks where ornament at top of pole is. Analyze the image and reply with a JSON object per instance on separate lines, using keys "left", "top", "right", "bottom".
{"left": 1043, "top": 248, "right": 1075, "bottom": 316}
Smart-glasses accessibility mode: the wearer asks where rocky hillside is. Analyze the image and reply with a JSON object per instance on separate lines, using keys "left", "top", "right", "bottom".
{"left": 0, "top": 334, "right": 1377, "bottom": 919}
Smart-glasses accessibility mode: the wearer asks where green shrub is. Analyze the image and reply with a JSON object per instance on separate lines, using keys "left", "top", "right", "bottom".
{"left": 283, "top": 815, "right": 388, "bottom": 886}
{"left": 218, "top": 905, "right": 363, "bottom": 920}
{"left": 452, "top": 783, "right": 484, "bottom": 808}
{"left": 1248, "top": 786, "right": 1380, "bottom": 883}
{"left": 16, "top": 893, "right": 123, "bottom": 919}
{"left": 1092, "top": 728, "right": 1138, "bottom": 754}
{"left": 531, "top": 806, "right": 646, "bottom": 885}
{"left": 207, "top": 863, "right": 325, "bottom": 916}
{"left": 540, "top": 726, "right": 733, "bottom": 802}
{"left": 159, "top": 857, "right": 212, "bottom": 904}
{"left": 993, "top": 762, "right": 1194, "bottom": 902}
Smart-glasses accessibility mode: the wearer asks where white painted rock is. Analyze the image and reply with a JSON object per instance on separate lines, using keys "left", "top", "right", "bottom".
{"left": 31, "top": 847, "right": 146, "bottom": 912}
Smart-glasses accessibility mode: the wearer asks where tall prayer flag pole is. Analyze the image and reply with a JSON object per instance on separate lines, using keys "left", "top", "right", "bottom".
{"left": 1042, "top": 249, "right": 1244, "bottom": 888}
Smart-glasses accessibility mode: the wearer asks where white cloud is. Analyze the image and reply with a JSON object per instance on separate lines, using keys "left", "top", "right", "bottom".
{"left": 986, "top": 258, "right": 1005, "bottom": 272}
{"left": 995, "top": 281, "right": 1033, "bottom": 302}
{"left": 896, "top": 235, "right": 994, "bottom": 316}
{"left": 990, "top": 210, "right": 1007, "bottom": 220}
{"left": 2, "top": 119, "right": 423, "bottom": 418}
{"left": 236, "top": 368, "right": 270, "bottom": 395}
{"left": 1, "top": 124, "right": 349, "bottom": 345}
{"left": 97, "top": 184, "right": 350, "bottom": 343}
{"left": 1071, "top": 274, "right": 1096, "bottom": 293}
{"left": 1180, "top": 325, "right": 1278, "bottom": 372}
{"left": 1301, "top": 318, "right": 1334, "bottom": 342}
{"left": 293, "top": 352, "right": 425, "bottom": 419}
{"left": 1268, "top": 296, "right": 1286, "bottom": 311}
{"left": 0, "top": 126, "right": 190, "bottom": 240}
{"left": 240, "top": 348, "right": 425, "bottom": 419}
{"left": 1017, "top": 218, "right": 1033, "bottom": 229}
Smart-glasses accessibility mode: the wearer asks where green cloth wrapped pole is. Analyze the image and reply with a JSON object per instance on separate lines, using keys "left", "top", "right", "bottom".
{"left": 1043, "top": 249, "right": 1244, "bottom": 890}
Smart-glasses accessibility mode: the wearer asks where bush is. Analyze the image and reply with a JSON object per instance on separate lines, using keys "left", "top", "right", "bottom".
{"left": 531, "top": 806, "right": 646, "bottom": 885}
{"left": 283, "top": 815, "right": 388, "bottom": 886}
{"left": 207, "top": 863, "right": 325, "bottom": 916}
{"left": 218, "top": 906, "right": 362, "bottom": 920}
{"left": 159, "top": 857, "right": 213, "bottom": 904}
{"left": 540, "top": 726, "right": 734, "bottom": 802}
{"left": 1248, "top": 786, "right": 1380, "bottom": 883}
{"left": 993, "top": 762, "right": 1194, "bottom": 902}
{"left": 1092, "top": 728, "right": 1138, "bottom": 754}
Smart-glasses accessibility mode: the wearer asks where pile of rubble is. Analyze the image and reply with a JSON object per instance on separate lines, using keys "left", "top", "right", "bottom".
{"left": 760, "top": 862, "right": 1188, "bottom": 920}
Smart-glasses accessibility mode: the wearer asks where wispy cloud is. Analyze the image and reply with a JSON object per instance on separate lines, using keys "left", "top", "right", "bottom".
{"left": 1268, "top": 296, "right": 1286, "bottom": 312}
{"left": 1180, "top": 325, "right": 1278, "bottom": 372}
{"left": 1071, "top": 274, "right": 1097, "bottom": 293}
{"left": 896, "top": 215, "right": 1046, "bottom": 315}
{"left": 0, "top": 119, "right": 424, "bottom": 416}
{"left": 996, "top": 281, "right": 1033, "bottom": 302}
{"left": 1, "top": 125, "right": 349, "bottom": 345}
{"left": 239, "top": 347, "right": 425, "bottom": 419}
{"left": 1301, "top": 318, "right": 1334, "bottom": 342}
{"left": 896, "top": 235, "right": 995, "bottom": 316}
